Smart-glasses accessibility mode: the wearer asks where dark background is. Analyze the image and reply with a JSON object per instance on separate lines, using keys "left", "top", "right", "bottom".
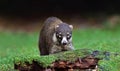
{"left": 0, "top": 0, "right": 120, "bottom": 31}
{"left": 0, "top": 0, "right": 120, "bottom": 17}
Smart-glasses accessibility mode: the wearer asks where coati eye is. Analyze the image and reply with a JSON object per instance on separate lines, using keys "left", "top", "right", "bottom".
{"left": 56, "top": 33, "right": 62, "bottom": 39}
{"left": 67, "top": 35, "right": 71, "bottom": 39}
{"left": 67, "top": 33, "right": 71, "bottom": 39}
{"left": 58, "top": 35, "right": 62, "bottom": 38}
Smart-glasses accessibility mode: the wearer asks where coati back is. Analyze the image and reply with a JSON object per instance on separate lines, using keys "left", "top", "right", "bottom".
{"left": 39, "top": 17, "right": 74, "bottom": 55}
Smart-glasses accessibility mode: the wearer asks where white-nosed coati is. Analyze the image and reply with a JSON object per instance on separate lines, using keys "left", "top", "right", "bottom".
{"left": 39, "top": 17, "right": 74, "bottom": 55}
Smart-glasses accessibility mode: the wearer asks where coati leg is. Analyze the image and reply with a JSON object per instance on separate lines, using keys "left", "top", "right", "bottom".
{"left": 39, "top": 41, "right": 49, "bottom": 55}
{"left": 39, "top": 35, "right": 49, "bottom": 55}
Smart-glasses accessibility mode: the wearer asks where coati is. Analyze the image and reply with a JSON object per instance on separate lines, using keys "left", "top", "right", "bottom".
{"left": 39, "top": 17, "right": 74, "bottom": 55}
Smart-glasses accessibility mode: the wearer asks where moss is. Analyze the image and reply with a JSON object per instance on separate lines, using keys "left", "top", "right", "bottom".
{"left": 14, "top": 49, "right": 92, "bottom": 67}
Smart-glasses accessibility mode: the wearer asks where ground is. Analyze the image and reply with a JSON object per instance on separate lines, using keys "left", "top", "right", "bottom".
{"left": 0, "top": 27, "right": 120, "bottom": 71}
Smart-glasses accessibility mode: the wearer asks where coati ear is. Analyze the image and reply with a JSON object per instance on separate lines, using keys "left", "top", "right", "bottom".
{"left": 69, "top": 25, "right": 73, "bottom": 30}
{"left": 55, "top": 25, "right": 59, "bottom": 29}
{"left": 55, "top": 25, "right": 59, "bottom": 31}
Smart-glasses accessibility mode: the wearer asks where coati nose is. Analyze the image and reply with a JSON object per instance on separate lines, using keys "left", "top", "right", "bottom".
{"left": 61, "top": 37, "right": 68, "bottom": 45}
{"left": 62, "top": 42, "right": 67, "bottom": 45}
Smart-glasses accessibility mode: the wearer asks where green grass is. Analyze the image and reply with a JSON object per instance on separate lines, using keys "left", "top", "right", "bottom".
{"left": 0, "top": 32, "right": 39, "bottom": 70}
{"left": 0, "top": 28, "right": 120, "bottom": 71}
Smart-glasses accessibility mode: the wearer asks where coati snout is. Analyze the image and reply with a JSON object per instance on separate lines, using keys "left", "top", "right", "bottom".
{"left": 39, "top": 17, "right": 74, "bottom": 55}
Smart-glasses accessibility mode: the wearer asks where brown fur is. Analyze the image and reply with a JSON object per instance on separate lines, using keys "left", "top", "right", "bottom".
{"left": 39, "top": 17, "right": 74, "bottom": 55}
{"left": 39, "top": 17, "right": 63, "bottom": 55}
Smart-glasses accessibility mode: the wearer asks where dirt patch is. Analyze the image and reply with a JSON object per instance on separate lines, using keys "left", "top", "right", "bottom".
{"left": 15, "top": 55, "right": 99, "bottom": 71}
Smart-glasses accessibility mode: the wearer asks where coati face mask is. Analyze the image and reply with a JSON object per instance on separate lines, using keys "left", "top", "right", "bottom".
{"left": 54, "top": 23, "right": 73, "bottom": 46}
